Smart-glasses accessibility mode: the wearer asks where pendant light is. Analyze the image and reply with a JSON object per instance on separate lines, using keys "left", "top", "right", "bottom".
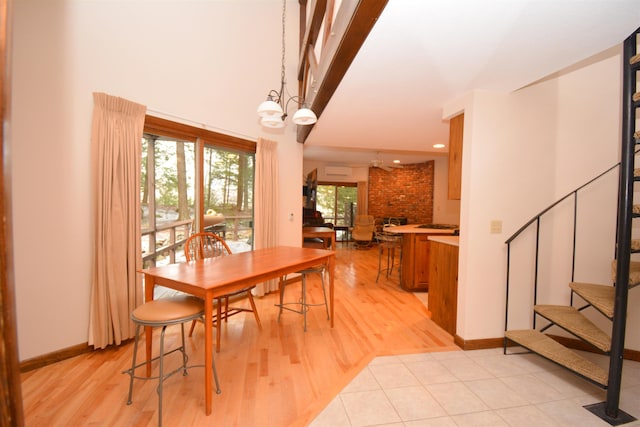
{"left": 257, "top": 0, "right": 317, "bottom": 129}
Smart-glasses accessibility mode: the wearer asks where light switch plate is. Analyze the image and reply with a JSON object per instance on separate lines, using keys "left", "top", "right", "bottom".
{"left": 490, "top": 220, "right": 502, "bottom": 234}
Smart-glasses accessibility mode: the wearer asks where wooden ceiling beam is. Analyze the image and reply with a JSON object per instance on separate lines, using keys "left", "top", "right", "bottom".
{"left": 296, "top": 0, "right": 388, "bottom": 143}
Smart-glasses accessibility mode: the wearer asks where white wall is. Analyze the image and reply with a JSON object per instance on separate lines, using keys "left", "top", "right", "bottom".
{"left": 303, "top": 158, "right": 460, "bottom": 225}
{"left": 450, "top": 47, "right": 640, "bottom": 350}
{"left": 12, "top": 0, "right": 303, "bottom": 360}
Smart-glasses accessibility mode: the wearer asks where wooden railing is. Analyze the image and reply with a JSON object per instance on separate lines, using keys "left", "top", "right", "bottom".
{"left": 142, "top": 219, "right": 193, "bottom": 267}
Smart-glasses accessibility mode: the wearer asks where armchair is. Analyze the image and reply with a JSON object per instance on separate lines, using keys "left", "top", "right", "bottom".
{"left": 352, "top": 215, "right": 375, "bottom": 249}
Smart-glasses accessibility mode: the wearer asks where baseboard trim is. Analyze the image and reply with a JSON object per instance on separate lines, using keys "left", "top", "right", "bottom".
{"left": 453, "top": 335, "right": 504, "bottom": 350}
{"left": 21, "top": 332, "right": 640, "bottom": 373}
{"left": 454, "top": 334, "right": 640, "bottom": 363}
{"left": 20, "top": 342, "right": 93, "bottom": 373}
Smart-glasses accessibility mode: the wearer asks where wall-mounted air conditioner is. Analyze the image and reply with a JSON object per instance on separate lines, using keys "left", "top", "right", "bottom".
{"left": 324, "top": 166, "right": 352, "bottom": 176}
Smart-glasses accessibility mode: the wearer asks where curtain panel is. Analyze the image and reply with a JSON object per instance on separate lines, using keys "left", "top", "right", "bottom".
{"left": 89, "top": 93, "right": 146, "bottom": 349}
{"left": 252, "top": 138, "right": 279, "bottom": 296}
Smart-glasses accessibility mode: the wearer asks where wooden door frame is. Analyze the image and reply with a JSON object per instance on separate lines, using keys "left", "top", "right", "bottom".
{"left": 0, "top": 0, "right": 25, "bottom": 424}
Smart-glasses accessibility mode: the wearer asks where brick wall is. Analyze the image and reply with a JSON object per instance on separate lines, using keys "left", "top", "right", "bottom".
{"left": 368, "top": 161, "right": 434, "bottom": 224}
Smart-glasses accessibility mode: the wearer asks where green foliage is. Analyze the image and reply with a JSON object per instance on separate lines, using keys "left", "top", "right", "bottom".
{"left": 316, "top": 184, "right": 357, "bottom": 225}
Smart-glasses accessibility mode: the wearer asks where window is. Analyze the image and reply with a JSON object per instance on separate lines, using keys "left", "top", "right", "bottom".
{"left": 141, "top": 116, "right": 256, "bottom": 268}
{"left": 316, "top": 183, "right": 357, "bottom": 226}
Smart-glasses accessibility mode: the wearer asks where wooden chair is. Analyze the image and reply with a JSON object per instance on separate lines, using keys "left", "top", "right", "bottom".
{"left": 184, "top": 232, "right": 262, "bottom": 352}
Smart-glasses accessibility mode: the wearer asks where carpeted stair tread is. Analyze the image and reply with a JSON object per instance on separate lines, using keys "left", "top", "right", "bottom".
{"left": 505, "top": 329, "right": 608, "bottom": 387}
{"left": 634, "top": 92, "right": 640, "bottom": 102}
{"left": 633, "top": 239, "right": 640, "bottom": 251}
{"left": 570, "top": 282, "right": 614, "bottom": 319}
{"left": 534, "top": 305, "right": 610, "bottom": 352}
{"left": 631, "top": 53, "right": 640, "bottom": 65}
{"left": 635, "top": 130, "right": 640, "bottom": 140}
{"left": 634, "top": 203, "right": 640, "bottom": 213}
{"left": 611, "top": 260, "right": 640, "bottom": 288}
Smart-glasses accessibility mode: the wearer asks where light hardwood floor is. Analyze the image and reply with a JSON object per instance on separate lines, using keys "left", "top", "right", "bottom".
{"left": 20, "top": 245, "right": 460, "bottom": 426}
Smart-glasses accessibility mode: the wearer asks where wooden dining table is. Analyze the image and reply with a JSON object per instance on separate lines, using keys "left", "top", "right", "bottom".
{"left": 139, "top": 246, "right": 336, "bottom": 416}
{"left": 302, "top": 226, "right": 336, "bottom": 250}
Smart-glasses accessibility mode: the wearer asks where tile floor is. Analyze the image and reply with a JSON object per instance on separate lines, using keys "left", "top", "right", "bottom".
{"left": 309, "top": 347, "right": 640, "bottom": 427}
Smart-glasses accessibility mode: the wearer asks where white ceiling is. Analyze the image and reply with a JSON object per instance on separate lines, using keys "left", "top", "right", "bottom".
{"left": 303, "top": 0, "right": 640, "bottom": 167}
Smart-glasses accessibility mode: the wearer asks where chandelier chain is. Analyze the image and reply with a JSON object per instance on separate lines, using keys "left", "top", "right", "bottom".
{"left": 280, "top": 0, "right": 287, "bottom": 93}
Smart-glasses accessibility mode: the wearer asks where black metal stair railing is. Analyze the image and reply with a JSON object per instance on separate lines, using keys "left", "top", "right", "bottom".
{"left": 504, "top": 26, "right": 640, "bottom": 425}
{"left": 504, "top": 162, "right": 620, "bottom": 333}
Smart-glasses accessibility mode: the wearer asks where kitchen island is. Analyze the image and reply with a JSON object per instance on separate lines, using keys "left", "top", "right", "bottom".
{"left": 385, "top": 224, "right": 458, "bottom": 291}
{"left": 428, "top": 235, "right": 459, "bottom": 335}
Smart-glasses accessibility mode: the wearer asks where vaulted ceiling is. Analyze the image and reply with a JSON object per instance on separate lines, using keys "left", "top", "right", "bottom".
{"left": 300, "top": 0, "right": 640, "bottom": 168}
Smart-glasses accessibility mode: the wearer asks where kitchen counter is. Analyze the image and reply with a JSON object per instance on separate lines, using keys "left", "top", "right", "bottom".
{"left": 386, "top": 224, "right": 458, "bottom": 234}
{"left": 428, "top": 235, "right": 459, "bottom": 246}
{"left": 428, "top": 238, "right": 460, "bottom": 335}
{"left": 393, "top": 224, "right": 458, "bottom": 292}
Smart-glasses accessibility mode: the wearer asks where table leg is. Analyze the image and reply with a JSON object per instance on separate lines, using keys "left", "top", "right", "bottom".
{"left": 144, "top": 275, "right": 154, "bottom": 377}
{"left": 328, "top": 255, "right": 335, "bottom": 327}
{"left": 204, "top": 295, "right": 213, "bottom": 415}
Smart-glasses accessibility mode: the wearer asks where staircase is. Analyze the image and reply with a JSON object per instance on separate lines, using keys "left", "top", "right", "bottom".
{"left": 504, "top": 27, "right": 640, "bottom": 425}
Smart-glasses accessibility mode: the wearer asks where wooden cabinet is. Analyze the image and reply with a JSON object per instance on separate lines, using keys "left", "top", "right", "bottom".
{"left": 428, "top": 241, "right": 459, "bottom": 335}
{"left": 401, "top": 233, "right": 444, "bottom": 291}
{"left": 447, "top": 113, "right": 464, "bottom": 200}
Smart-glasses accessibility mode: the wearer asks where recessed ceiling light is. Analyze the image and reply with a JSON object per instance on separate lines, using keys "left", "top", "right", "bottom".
{"left": 433, "top": 143, "right": 445, "bottom": 149}
{"left": 393, "top": 159, "right": 400, "bottom": 164}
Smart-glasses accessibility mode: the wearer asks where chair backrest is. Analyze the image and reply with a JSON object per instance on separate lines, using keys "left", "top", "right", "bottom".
{"left": 352, "top": 215, "right": 375, "bottom": 240}
{"left": 354, "top": 215, "right": 375, "bottom": 229}
{"left": 184, "top": 232, "right": 232, "bottom": 261}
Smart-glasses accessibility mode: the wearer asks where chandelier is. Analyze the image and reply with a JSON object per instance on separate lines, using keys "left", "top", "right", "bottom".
{"left": 256, "top": 0, "right": 317, "bottom": 129}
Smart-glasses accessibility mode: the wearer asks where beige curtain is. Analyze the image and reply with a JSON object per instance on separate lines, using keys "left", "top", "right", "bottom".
{"left": 357, "top": 181, "right": 368, "bottom": 215}
{"left": 253, "top": 138, "right": 279, "bottom": 296}
{"left": 88, "top": 93, "right": 146, "bottom": 349}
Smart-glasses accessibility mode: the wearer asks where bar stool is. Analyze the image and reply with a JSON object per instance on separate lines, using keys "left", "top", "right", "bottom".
{"left": 123, "top": 295, "right": 221, "bottom": 427}
{"left": 376, "top": 231, "right": 402, "bottom": 282}
{"left": 276, "top": 267, "right": 329, "bottom": 331}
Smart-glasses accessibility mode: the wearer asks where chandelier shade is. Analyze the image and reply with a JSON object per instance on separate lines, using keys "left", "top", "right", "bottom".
{"left": 260, "top": 114, "right": 285, "bottom": 129}
{"left": 292, "top": 107, "right": 317, "bottom": 125}
{"left": 257, "top": 99, "right": 284, "bottom": 118}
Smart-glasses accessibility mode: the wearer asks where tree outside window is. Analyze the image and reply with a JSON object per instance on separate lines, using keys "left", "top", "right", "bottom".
{"left": 141, "top": 124, "right": 255, "bottom": 268}
{"left": 316, "top": 184, "right": 357, "bottom": 227}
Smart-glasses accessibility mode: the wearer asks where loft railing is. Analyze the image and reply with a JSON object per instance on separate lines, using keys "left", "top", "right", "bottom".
{"left": 503, "top": 161, "right": 623, "bottom": 332}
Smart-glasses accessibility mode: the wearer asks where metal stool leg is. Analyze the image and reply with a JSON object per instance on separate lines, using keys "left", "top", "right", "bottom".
{"left": 212, "top": 353, "right": 221, "bottom": 394}
{"left": 157, "top": 325, "right": 167, "bottom": 427}
{"left": 319, "top": 270, "right": 329, "bottom": 320}
{"left": 301, "top": 273, "right": 307, "bottom": 332}
{"left": 126, "top": 324, "right": 141, "bottom": 405}
{"left": 277, "top": 276, "right": 286, "bottom": 322}
{"left": 180, "top": 323, "right": 189, "bottom": 376}
{"left": 376, "top": 244, "right": 384, "bottom": 282}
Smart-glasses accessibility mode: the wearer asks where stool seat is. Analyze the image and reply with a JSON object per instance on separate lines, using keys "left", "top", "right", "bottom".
{"left": 132, "top": 296, "right": 204, "bottom": 325}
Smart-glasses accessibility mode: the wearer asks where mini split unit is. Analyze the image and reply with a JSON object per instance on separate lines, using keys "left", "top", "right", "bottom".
{"left": 324, "top": 166, "right": 352, "bottom": 176}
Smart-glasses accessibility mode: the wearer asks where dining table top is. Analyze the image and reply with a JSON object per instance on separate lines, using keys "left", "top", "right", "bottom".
{"left": 141, "top": 246, "right": 334, "bottom": 295}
